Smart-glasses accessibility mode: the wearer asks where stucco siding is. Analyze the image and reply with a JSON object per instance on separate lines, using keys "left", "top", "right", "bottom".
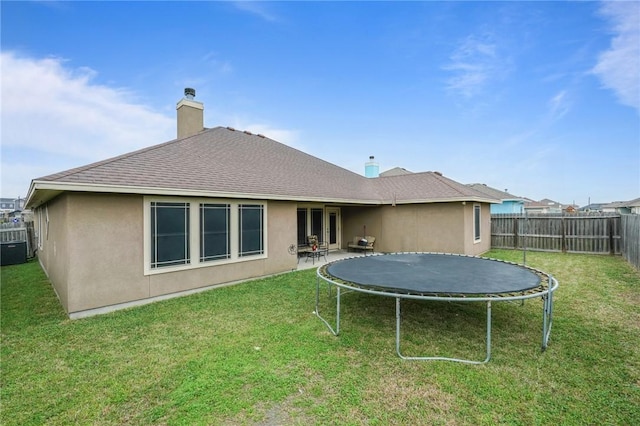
{"left": 66, "top": 193, "right": 148, "bottom": 313}
{"left": 342, "top": 202, "right": 491, "bottom": 255}
{"left": 36, "top": 194, "right": 71, "bottom": 311}
{"left": 148, "top": 200, "right": 297, "bottom": 297}
{"left": 56, "top": 195, "right": 297, "bottom": 314}
{"left": 264, "top": 201, "right": 298, "bottom": 273}
{"left": 463, "top": 203, "right": 491, "bottom": 255}
{"left": 342, "top": 206, "right": 382, "bottom": 247}
{"left": 379, "top": 203, "right": 467, "bottom": 253}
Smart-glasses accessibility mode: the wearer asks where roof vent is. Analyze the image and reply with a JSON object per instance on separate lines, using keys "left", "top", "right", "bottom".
{"left": 257, "top": 134, "right": 266, "bottom": 138}
{"left": 434, "top": 171, "right": 443, "bottom": 176}
{"left": 244, "top": 130, "right": 253, "bottom": 135}
{"left": 226, "top": 126, "right": 236, "bottom": 131}
{"left": 184, "top": 88, "right": 196, "bottom": 100}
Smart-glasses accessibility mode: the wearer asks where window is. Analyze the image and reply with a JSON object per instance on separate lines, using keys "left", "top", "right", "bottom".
{"left": 239, "top": 204, "right": 264, "bottom": 257}
{"left": 474, "top": 204, "right": 481, "bottom": 242}
{"left": 297, "top": 208, "right": 307, "bottom": 245}
{"left": 151, "top": 202, "right": 190, "bottom": 268}
{"left": 200, "top": 204, "right": 230, "bottom": 262}
{"left": 311, "top": 208, "right": 323, "bottom": 242}
{"left": 145, "top": 198, "right": 267, "bottom": 274}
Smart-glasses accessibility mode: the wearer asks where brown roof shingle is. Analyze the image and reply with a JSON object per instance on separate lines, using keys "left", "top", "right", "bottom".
{"left": 28, "top": 127, "right": 494, "bottom": 206}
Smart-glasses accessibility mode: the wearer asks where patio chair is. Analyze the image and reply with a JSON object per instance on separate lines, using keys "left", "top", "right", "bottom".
{"left": 347, "top": 235, "right": 375, "bottom": 254}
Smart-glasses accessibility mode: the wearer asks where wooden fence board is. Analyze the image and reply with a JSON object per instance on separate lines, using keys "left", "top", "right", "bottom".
{"left": 621, "top": 215, "right": 640, "bottom": 270}
{"left": 491, "top": 213, "right": 621, "bottom": 255}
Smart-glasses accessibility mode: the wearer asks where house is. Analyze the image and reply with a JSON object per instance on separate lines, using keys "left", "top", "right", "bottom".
{"left": 25, "top": 89, "right": 498, "bottom": 318}
{"left": 524, "top": 199, "right": 566, "bottom": 214}
{"left": 602, "top": 198, "right": 640, "bottom": 214}
{"left": 0, "top": 197, "right": 24, "bottom": 212}
{"left": 466, "top": 184, "right": 526, "bottom": 214}
{"left": 578, "top": 203, "right": 605, "bottom": 213}
{"left": 379, "top": 167, "right": 413, "bottom": 177}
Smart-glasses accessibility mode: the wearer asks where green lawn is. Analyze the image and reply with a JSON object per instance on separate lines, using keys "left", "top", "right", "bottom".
{"left": 2, "top": 250, "right": 639, "bottom": 425}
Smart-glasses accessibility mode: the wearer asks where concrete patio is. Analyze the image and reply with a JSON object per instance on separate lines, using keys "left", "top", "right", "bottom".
{"left": 295, "top": 249, "right": 368, "bottom": 271}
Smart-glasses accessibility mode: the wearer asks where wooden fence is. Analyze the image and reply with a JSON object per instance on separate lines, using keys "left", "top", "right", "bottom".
{"left": 491, "top": 214, "right": 622, "bottom": 255}
{"left": 621, "top": 214, "right": 640, "bottom": 270}
{"left": 0, "top": 221, "right": 37, "bottom": 258}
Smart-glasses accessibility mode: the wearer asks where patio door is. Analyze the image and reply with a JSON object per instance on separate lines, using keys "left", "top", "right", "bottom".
{"left": 326, "top": 208, "right": 341, "bottom": 250}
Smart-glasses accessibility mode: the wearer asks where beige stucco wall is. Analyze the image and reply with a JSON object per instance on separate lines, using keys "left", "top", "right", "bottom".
{"left": 463, "top": 203, "right": 492, "bottom": 255}
{"left": 65, "top": 193, "right": 148, "bottom": 313}
{"left": 35, "top": 194, "right": 71, "bottom": 311}
{"left": 36, "top": 192, "right": 489, "bottom": 316}
{"left": 39, "top": 193, "right": 297, "bottom": 315}
{"left": 147, "top": 200, "right": 297, "bottom": 297}
{"left": 342, "top": 202, "right": 491, "bottom": 255}
{"left": 341, "top": 206, "right": 383, "bottom": 245}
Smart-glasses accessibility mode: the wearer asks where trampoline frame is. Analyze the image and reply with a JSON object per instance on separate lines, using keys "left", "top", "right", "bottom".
{"left": 314, "top": 252, "right": 558, "bottom": 364}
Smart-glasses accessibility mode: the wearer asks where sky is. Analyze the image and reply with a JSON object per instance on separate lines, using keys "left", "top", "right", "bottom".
{"left": 1, "top": 1, "right": 639, "bottom": 207}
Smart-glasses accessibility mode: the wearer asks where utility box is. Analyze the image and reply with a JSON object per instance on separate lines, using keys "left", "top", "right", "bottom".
{"left": 1, "top": 241, "right": 27, "bottom": 266}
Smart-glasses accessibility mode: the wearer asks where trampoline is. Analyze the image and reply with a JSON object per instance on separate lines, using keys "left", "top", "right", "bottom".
{"left": 315, "top": 253, "right": 558, "bottom": 364}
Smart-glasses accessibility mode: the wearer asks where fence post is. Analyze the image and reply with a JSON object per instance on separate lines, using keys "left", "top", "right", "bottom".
{"left": 608, "top": 217, "right": 614, "bottom": 256}
{"left": 514, "top": 216, "right": 519, "bottom": 249}
{"left": 561, "top": 217, "right": 566, "bottom": 253}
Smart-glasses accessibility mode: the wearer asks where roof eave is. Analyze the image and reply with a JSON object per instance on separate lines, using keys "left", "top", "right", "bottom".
{"left": 24, "top": 181, "right": 385, "bottom": 208}
{"left": 390, "top": 196, "right": 498, "bottom": 205}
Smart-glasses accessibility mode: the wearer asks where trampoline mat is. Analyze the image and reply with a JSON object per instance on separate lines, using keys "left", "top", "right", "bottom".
{"left": 325, "top": 253, "right": 541, "bottom": 295}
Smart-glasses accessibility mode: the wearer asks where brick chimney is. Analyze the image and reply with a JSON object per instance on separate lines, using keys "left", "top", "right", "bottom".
{"left": 176, "top": 88, "right": 204, "bottom": 139}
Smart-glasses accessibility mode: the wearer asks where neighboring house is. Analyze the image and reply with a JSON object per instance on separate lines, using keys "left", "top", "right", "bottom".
{"left": 602, "top": 198, "right": 640, "bottom": 214}
{"left": 25, "top": 89, "right": 498, "bottom": 318}
{"left": 524, "top": 199, "right": 566, "bottom": 214}
{"left": 379, "top": 167, "right": 413, "bottom": 177}
{"left": 578, "top": 203, "right": 605, "bottom": 213}
{"left": 0, "top": 197, "right": 24, "bottom": 212}
{"left": 466, "top": 184, "right": 526, "bottom": 214}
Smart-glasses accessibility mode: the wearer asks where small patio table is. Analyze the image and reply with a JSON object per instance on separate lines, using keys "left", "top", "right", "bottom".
{"left": 305, "top": 247, "right": 328, "bottom": 264}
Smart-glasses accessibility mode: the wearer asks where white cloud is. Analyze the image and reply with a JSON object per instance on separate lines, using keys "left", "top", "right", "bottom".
{"left": 548, "top": 89, "right": 571, "bottom": 121}
{"left": 443, "top": 34, "right": 509, "bottom": 99}
{"left": 592, "top": 1, "right": 640, "bottom": 112}
{"left": 232, "top": 1, "right": 280, "bottom": 22}
{"left": 0, "top": 51, "right": 175, "bottom": 197}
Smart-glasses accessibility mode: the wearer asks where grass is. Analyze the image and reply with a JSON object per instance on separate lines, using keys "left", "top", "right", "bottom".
{"left": 1, "top": 250, "right": 639, "bottom": 425}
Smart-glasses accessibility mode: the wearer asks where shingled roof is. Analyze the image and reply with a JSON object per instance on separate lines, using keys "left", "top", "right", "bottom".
{"left": 466, "top": 183, "right": 525, "bottom": 201}
{"left": 26, "top": 126, "right": 495, "bottom": 208}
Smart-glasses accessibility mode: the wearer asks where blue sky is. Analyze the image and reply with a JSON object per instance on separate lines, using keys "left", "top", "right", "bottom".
{"left": 1, "top": 1, "right": 639, "bottom": 206}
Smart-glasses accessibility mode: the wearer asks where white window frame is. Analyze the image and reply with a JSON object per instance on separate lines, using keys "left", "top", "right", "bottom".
{"left": 150, "top": 201, "right": 191, "bottom": 269}
{"left": 144, "top": 197, "right": 268, "bottom": 275}
{"left": 473, "top": 204, "right": 481, "bottom": 243}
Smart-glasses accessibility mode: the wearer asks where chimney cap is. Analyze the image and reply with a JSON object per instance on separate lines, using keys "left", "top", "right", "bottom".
{"left": 184, "top": 88, "right": 196, "bottom": 100}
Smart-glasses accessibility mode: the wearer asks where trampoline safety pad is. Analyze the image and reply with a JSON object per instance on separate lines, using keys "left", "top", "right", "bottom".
{"left": 326, "top": 253, "right": 541, "bottom": 295}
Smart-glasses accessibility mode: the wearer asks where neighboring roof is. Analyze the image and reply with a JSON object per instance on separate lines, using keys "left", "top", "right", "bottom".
{"left": 26, "top": 127, "right": 496, "bottom": 208}
{"left": 380, "top": 167, "right": 413, "bottom": 177}
{"left": 578, "top": 203, "right": 605, "bottom": 211}
{"left": 603, "top": 197, "right": 640, "bottom": 208}
{"left": 466, "top": 184, "right": 525, "bottom": 201}
{"left": 375, "top": 172, "right": 500, "bottom": 204}
{"left": 524, "top": 198, "right": 578, "bottom": 209}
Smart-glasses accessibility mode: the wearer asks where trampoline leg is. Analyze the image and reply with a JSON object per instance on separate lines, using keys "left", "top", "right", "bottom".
{"left": 314, "top": 277, "right": 341, "bottom": 336}
{"left": 542, "top": 275, "right": 554, "bottom": 350}
{"left": 395, "top": 298, "right": 492, "bottom": 364}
